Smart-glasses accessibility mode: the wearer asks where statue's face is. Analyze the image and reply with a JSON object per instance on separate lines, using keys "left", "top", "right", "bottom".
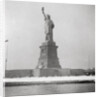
{"left": 47, "top": 15, "right": 50, "bottom": 19}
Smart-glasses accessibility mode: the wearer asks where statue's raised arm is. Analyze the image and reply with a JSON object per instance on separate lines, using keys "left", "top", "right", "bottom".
{"left": 41, "top": 7, "right": 47, "bottom": 20}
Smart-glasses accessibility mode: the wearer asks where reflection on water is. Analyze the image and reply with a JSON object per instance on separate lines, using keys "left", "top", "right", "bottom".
{"left": 5, "top": 83, "right": 95, "bottom": 96}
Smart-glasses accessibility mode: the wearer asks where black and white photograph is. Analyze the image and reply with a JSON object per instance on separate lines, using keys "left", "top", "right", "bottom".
{"left": 4, "top": 0, "right": 95, "bottom": 96}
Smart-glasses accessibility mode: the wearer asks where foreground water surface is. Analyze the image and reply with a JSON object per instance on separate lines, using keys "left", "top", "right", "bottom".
{"left": 5, "top": 83, "right": 95, "bottom": 96}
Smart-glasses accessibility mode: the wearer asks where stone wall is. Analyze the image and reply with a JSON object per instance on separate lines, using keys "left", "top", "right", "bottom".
{"left": 33, "top": 69, "right": 86, "bottom": 77}
{"left": 5, "top": 69, "right": 87, "bottom": 78}
{"left": 33, "top": 69, "right": 61, "bottom": 77}
{"left": 5, "top": 70, "right": 33, "bottom": 78}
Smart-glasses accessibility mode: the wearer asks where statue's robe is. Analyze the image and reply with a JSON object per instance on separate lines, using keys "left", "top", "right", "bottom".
{"left": 44, "top": 19, "right": 54, "bottom": 41}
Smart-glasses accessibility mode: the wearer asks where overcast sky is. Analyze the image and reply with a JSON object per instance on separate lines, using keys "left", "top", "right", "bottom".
{"left": 5, "top": 1, "right": 95, "bottom": 70}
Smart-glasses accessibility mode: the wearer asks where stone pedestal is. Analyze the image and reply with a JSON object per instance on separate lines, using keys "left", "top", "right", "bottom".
{"left": 36, "top": 41, "right": 61, "bottom": 69}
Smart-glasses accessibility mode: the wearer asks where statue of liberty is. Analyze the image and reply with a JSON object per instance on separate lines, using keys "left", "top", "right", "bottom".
{"left": 41, "top": 7, "right": 54, "bottom": 42}
{"left": 36, "top": 7, "right": 61, "bottom": 70}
